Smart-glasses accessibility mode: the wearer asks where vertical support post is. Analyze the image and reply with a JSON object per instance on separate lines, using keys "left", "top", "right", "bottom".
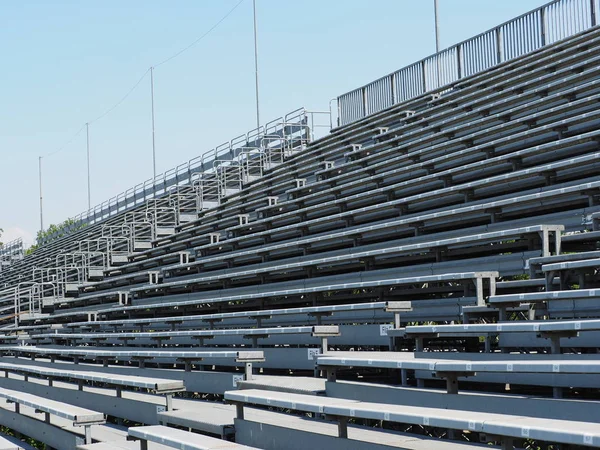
{"left": 496, "top": 27, "right": 503, "bottom": 64}
{"left": 475, "top": 277, "right": 484, "bottom": 306}
{"left": 550, "top": 335, "right": 561, "bottom": 354}
{"left": 456, "top": 44, "right": 462, "bottom": 79}
{"left": 361, "top": 87, "right": 368, "bottom": 118}
{"left": 253, "top": 0, "right": 261, "bottom": 129}
{"left": 150, "top": 66, "right": 157, "bottom": 179}
{"left": 390, "top": 73, "right": 397, "bottom": 106}
{"left": 540, "top": 6, "right": 547, "bottom": 46}
{"left": 542, "top": 228, "right": 550, "bottom": 257}
{"left": 84, "top": 425, "right": 92, "bottom": 445}
{"left": 140, "top": 440, "right": 148, "bottom": 450}
{"left": 236, "top": 403, "right": 245, "bottom": 420}
{"left": 591, "top": 0, "right": 597, "bottom": 26}
{"left": 165, "top": 394, "right": 173, "bottom": 411}
{"left": 244, "top": 362, "right": 253, "bottom": 381}
{"left": 39, "top": 156, "right": 44, "bottom": 232}
{"left": 338, "top": 417, "right": 348, "bottom": 439}
{"left": 321, "top": 337, "right": 328, "bottom": 355}
{"left": 434, "top": 0, "right": 440, "bottom": 53}
{"left": 500, "top": 437, "right": 514, "bottom": 450}
{"left": 86, "top": 122, "right": 91, "bottom": 210}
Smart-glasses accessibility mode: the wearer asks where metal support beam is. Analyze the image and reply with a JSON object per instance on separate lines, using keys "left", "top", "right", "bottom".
{"left": 150, "top": 66, "right": 157, "bottom": 179}
{"left": 38, "top": 156, "right": 44, "bottom": 232}
{"left": 434, "top": 0, "right": 441, "bottom": 53}
{"left": 86, "top": 122, "right": 91, "bottom": 209}
{"left": 252, "top": 0, "right": 260, "bottom": 129}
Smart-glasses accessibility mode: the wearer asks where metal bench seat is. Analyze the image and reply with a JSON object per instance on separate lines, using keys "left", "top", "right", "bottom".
{"left": 65, "top": 301, "right": 410, "bottom": 331}
{"left": 403, "top": 318, "right": 600, "bottom": 336}
{"left": 227, "top": 109, "right": 600, "bottom": 236}
{"left": 131, "top": 271, "right": 497, "bottom": 306}
{"left": 225, "top": 388, "right": 600, "bottom": 448}
{"left": 128, "top": 425, "right": 258, "bottom": 450}
{"left": 528, "top": 250, "right": 600, "bottom": 277}
{"left": 164, "top": 225, "right": 562, "bottom": 281}
{"left": 295, "top": 76, "right": 600, "bottom": 199}
{"left": 254, "top": 31, "right": 600, "bottom": 197}
{"left": 0, "top": 347, "right": 264, "bottom": 372}
{"left": 300, "top": 52, "right": 600, "bottom": 196}
{"left": 0, "top": 436, "right": 24, "bottom": 450}
{"left": 317, "top": 350, "right": 600, "bottom": 397}
{"left": 0, "top": 361, "right": 184, "bottom": 393}
{"left": 158, "top": 62, "right": 600, "bottom": 256}
{"left": 221, "top": 179, "right": 600, "bottom": 251}
{"left": 33, "top": 325, "right": 339, "bottom": 350}
{"left": 191, "top": 89, "right": 600, "bottom": 251}
{"left": 0, "top": 386, "right": 105, "bottom": 444}
{"left": 399, "top": 318, "right": 600, "bottom": 353}
{"left": 279, "top": 124, "right": 600, "bottom": 217}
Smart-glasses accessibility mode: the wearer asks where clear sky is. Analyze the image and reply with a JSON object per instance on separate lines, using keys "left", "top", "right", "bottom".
{"left": 0, "top": 0, "right": 550, "bottom": 245}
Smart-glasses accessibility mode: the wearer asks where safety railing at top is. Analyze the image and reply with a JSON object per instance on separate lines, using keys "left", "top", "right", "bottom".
{"left": 0, "top": 239, "right": 24, "bottom": 270}
{"left": 336, "top": 0, "right": 598, "bottom": 126}
{"left": 39, "top": 107, "right": 331, "bottom": 246}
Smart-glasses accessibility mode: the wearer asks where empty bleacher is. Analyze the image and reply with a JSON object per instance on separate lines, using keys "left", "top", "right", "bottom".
{"left": 1, "top": 1, "right": 600, "bottom": 448}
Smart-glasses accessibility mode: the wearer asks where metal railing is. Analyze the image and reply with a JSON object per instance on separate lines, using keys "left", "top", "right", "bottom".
{"left": 40, "top": 107, "right": 330, "bottom": 246}
{"left": 0, "top": 239, "right": 24, "bottom": 272}
{"left": 337, "top": 0, "right": 598, "bottom": 126}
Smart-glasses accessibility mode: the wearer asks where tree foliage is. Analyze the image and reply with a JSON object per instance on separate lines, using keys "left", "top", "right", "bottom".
{"left": 25, "top": 219, "right": 86, "bottom": 255}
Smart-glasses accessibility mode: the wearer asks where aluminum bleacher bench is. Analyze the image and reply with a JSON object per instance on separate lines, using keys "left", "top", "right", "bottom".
{"left": 274, "top": 134, "right": 600, "bottom": 217}
{"left": 0, "top": 347, "right": 264, "bottom": 374}
{"left": 0, "top": 361, "right": 184, "bottom": 410}
{"left": 398, "top": 318, "right": 600, "bottom": 353}
{"left": 33, "top": 325, "right": 340, "bottom": 351}
{"left": 541, "top": 257, "right": 600, "bottom": 290}
{"left": 166, "top": 226, "right": 563, "bottom": 277}
{"left": 284, "top": 83, "right": 600, "bottom": 202}
{"left": 528, "top": 250, "right": 600, "bottom": 278}
{"left": 487, "top": 288, "right": 600, "bottom": 320}
{"left": 225, "top": 389, "right": 600, "bottom": 449}
{"left": 0, "top": 438, "right": 22, "bottom": 450}
{"left": 316, "top": 351, "right": 600, "bottom": 397}
{"left": 305, "top": 72, "right": 600, "bottom": 195}
{"left": 0, "top": 386, "right": 105, "bottom": 444}
{"left": 67, "top": 301, "right": 412, "bottom": 332}
{"left": 131, "top": 271, "right": 497, "bottom": 307}
{"left": 128, "top": 425, "right": 258, "bottom": 450}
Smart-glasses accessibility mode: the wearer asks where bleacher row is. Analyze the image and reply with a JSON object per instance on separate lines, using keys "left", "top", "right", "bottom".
{"left": 0, "top": 17, "right": 600, "bottom": 450}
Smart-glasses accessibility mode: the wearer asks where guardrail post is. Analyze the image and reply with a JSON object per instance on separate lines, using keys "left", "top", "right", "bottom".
{"left": 421, "top": 60, "right": 427, "bottom": 93}
{"left": 361, "top": 87, "right": 368, "bottom": 118}
{"left": 456, "top": 44, "right": 463, "bottom": 79}
{"left": 495, "top": 27, "right": 503, "bottom": 64}
{"left": 591, "top": 0, "right": 597, "bottom": 26}
{"left": 390, "top": 73, "right": 397, "bottom": 105}
{"left": 540, "top": 6, "right": 547, "bottom": 46}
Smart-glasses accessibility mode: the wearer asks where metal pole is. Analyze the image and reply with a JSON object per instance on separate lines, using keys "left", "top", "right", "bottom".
{"left": 38, "top": 156, "right": 44, "bottom": 232}
{"left": 253, "top": 0, "right": 260, "bottom": 129}
{"left": 86, "top": 122, "right": 91, "bottom": 210}
{"left": 150, "top": 66, "right": 157, "bottom": 179}
{"left": 434, "top": 0, "right": 441, "bottom": 52}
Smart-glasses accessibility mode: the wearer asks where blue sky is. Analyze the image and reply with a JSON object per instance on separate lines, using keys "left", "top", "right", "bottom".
{"left": 0, "top": 0, "right": 550, "bottom": 245}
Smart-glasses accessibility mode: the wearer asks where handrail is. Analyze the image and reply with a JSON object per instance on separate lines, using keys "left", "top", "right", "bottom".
{"left": 336, "top": 0, "right": 598, "bottom": 126}
{"left": 38, "top": 107, "right": 330, "bottom": 247}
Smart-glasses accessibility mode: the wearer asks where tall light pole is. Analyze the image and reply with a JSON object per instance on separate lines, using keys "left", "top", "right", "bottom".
{"left": 150, "top": 66, "right": 157, "bottom": 179}
{"left": 434, "top": 0, "right": 441, "bottom": 53}
{"left": 86, "top": 122, "right": 91, "bottom": 210}
{"left": 38, "top": 156, "right": 44, "bottom": 232}
{"left": 253, "top": 0, "right": 261, "bottom": 129}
